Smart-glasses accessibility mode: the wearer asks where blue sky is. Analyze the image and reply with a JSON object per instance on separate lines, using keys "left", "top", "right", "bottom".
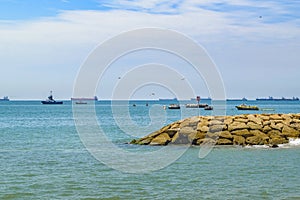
{"left": 0, "top": 0, "right": 300, "bottom": 99}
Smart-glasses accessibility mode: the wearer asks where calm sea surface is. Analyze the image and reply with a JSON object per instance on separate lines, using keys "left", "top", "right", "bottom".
{"left": 0, "top": 100, "right": 300, "bottom": 199}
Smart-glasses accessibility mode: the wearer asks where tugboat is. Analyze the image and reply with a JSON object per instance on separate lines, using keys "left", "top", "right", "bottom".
{"left": 41, "top": 91, "right": 63, "bottom": 104}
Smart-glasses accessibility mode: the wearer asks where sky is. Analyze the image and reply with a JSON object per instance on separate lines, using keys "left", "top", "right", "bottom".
{"left": 0, "top": 0, "right": 300, "bottom": 100}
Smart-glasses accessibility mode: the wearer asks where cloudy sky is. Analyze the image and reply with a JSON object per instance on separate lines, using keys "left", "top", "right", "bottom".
{"left": 1, "top": 0, "right": 299, "bottom": 100}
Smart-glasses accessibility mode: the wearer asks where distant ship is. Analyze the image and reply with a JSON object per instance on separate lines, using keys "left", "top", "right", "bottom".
{"left": 159, "top": 98, "right": 178, "bottom": 101}
{"left": 190, "top": 97, "right": 212, "bottom": 101}
{"left": 41, "top": 91, "right": 63, "bottom": 104}
{"left": 256, "top": 96, "right": 299, "bottom": 101}
{"left": 0, "top": 96, "right": 9, "bottom": 101}
{"left": 71, "top": 96, "right": 98, "bottom": 101}
{"left": 227, "top": 97, "right": 248, "bottom": 101}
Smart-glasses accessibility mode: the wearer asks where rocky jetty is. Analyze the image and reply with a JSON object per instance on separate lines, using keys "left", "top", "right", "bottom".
{"left": 130, "top": 114, "right": 300, "bottom": 147}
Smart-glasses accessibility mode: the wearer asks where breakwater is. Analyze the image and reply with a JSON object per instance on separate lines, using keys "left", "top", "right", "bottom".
{"left": 130, "top": 114, "right": 300, "bottom": 146}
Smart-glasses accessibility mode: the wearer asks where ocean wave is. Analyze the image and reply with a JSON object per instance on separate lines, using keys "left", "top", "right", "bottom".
{"left": 278, "top": 138, "right": 300, "bottom": 148}
{"left": 244, "top": 138, "right": 300, "bottom": 149}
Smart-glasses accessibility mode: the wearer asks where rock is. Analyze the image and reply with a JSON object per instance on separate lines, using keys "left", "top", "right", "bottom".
{"left": 246, "top": 135, "right": 264, "bottom": 145}
{"left": 170, "top": 123, "right": 180, "bottom": 129}
{"left": 198, "top": 125, "right": 209, "bottom": 132}
{"left": 136, "top": 137, "right": 152, "bottom": 145}
{"left": 270, "top": 136, "right": 288, "bottom": 145}
{"left": 197, "top": 138, "right": 216, "bottom": 145}
{"left": 250, "top": 130, "right": 269, "bottom": 144}
{"left": 270, "top": 122, "right": 283, "bottom": 131}
{"left": 228, "top": 122, "right": 249, "bottom": 132}
{"left": 209, "top": 124, "right": 225, "bottom": 133}
{"left": 188, "top": 131, "right": 205, "bottom": 142}
{"left": 262, "top": 125, "right": 272, "bottom": 133}
{"left": 233, "top": 135, "right": 245, "bottom": 145}
{"left": 150, "top": 133, "right": 171, "bottom": 145}
{"left": 170, "top": 132, "right": 190, "bottom": 144}
{"left": 219, "top": 131, "right": 233, "bottom": 139}
{"left": 250, "top": 130, "right": 269, "bottom": 138}
{"left": 206, "top": 132, "right": 219, "bottom": 140}
{"left": 179, "top": 126, "right": 196, "bottom": 135}
{"left": 210, "top": 120, "right": 224, "bottom": 125}
{"left": 290, "top": 123, "right": 300, "bottom": 131}
{"left": 263, "top": 121, "right": 271, "bottom": 126}
{"left": 224, "top": 117, "right": 233, "bottom": 124}
{"left": 247, "top": 122, "right": 263, "bottom": 130}
{"left": 231, "top": 129, "right": 254, "bottom": 138}
{"left": 197, "top": 120, "right": 209, "bottom": 131}
{"left": 233, "top": 118, "right": 249, "bottom": 123}
{"left": 248, "top": 114, "right": 262, "bottom": 125}
{"left": 217, "top": 138, "right": 233, "bottom": 145}
{"left": 281, "top": 125, "right": 299, "bottom": 138}
{"left": 165, "top": 129, "right": 179, "bottom": 137}
{"left": 270, "top": 114, "right": 283, "bottom": 120}
{"left": 268, "top": 130, "right": 282, "bottom": 138}
{"left": 259, "top": 115, "right": 270, "bottom": 121}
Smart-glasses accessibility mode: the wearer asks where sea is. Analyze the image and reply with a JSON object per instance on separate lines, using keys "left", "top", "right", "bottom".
{"left": 0, "top": 99, "right": 300, "bottom": 200}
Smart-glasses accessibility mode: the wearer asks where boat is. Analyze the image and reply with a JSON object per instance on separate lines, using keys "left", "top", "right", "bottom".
{"left": 168, "top": 104, "right": 180, "bottom": 109}
{"left": 204, "top": 106, "right": 213, "bottom": 110}
{"left": 75, "top": 101, "right": 87, "bottom": 104}
{"left": 41, "top": 91, "right": 63, "bottom": 104}
{"left": 185, "top": 103, "right": 208, "bottom": 108}
{"left": 0, "top": 96, "right": 9, "bottom": 101}
{"left": 256, "top": 96, "right": 299, "bottom": 101}
{"left": 236, "top": 104, "right": 259, "bottom": 110}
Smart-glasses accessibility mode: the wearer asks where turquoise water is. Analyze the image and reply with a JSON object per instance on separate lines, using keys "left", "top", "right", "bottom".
{"left": 1, "top": 100, "right": 300, "bottom": 199}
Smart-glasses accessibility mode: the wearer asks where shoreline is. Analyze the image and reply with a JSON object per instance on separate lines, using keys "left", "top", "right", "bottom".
{"left": 130, "top": 113, "right": 300, "bottom": 147}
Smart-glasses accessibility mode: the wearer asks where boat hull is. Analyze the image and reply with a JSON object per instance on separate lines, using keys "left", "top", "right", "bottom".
{"left": 236, "top": 105, "right": 258, "bottom": 110}
{"left": 41, "top": 101, "right": 63, "bottom": 104}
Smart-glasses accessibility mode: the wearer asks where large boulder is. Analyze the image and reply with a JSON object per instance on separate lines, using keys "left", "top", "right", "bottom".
{"left": 231, "top": 129, "right": 254, "bottom": 138}
{"left": 228, "top": 122, "right": 249, "bottom": 132}
{"left": 233, "top": 135, "right": 246, "bottom": 145}
{"left": 270, "top": 136, "right": 288, "bottom": 145}
{"left": 281, "top": 125, "right": 299, "bottom": 138}
{"left": 247, "top": 122, "right": 263, "bottom": 130}
{"left": 219, "top": 131, "right": 233, "bottom": 139}
{"left": 246, "top": 135, "right": 264, "bottom": 145}
{"left": 150, "top": 133, "right": 171, "bottom": 145}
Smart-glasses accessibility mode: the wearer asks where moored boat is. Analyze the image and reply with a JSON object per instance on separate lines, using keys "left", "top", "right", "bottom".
{"left": 185, "top": 103, "right": 208, "bottom": 108}
{"left": 168, "top": 104, "right": 180, "bottom": 109}
{"left": 204, "top": 106, "right": 213, "bottom": 110}
{"left": 236, "top": 104, "right": 259, "bottom": 110}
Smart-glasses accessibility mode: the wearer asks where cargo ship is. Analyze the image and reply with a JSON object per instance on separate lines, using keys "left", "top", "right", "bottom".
{"left": 256, "top": 96, "right": 299, "bottom": 101}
